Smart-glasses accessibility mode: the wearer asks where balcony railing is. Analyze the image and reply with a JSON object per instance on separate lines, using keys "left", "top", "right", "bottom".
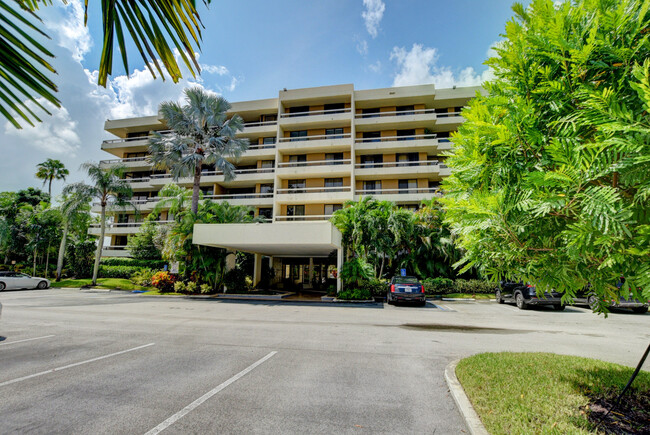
{"left": 436, "top": 111, "right": 462, "bottom": 118}
{"left": 102, "top": 129, "right": 173, "bottom": 145}
{"left": 355, "top": 108, "right": 436, "bottom": 118}
{"left": 278, "top": 159, "right": 351, "bottom": 168}
{"left": 243, "top": 120, "right": 277, "bottom": 128}
{"left": 354, "top": 133, "right": 437, "bottom": 144}
{"left": 280, "top": 107, "right": 351, "bottom": 119}
{"left": 275, "top": 214, "right": 334, "bottom": 221}
{"left": 123, "top": 177, "right": 151, "bottom": 183}
{"left": 248, "top": 143, "right": 276, "bottom": 150}
{"left": 278, "top": 133, "right": 351, "bottom": 143}
{"left": 102, "top": 245, "right": 128, "bottom": 251}
{"left": 355, "top": 160, "right": 446, "bottom": 169}
{"left": 90, "top": 220, "right": 174, "bottom": 229}
{"left": 203, "top": 192, "right": 274, "bottom": 200}
{"left": 100, "top": 156, "right": 148, "bottom": 164}
{"left": 276, "top": 186, "right": 351, "bottom": 194}
{"left": 150, "top": 167, "right": 275, "bottom": 181}
{"left": 355, "top": 187, "right": 441, "bottom": 196}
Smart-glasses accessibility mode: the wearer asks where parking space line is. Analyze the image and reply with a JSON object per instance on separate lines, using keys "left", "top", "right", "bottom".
{"left": 0, "top": 335, "right": 55, "bottom": 347}
{"left": 434, "top": 304, "right": 457, "bottom": 312}
{"left": 0, "top": 343, "right": 155, "bottom": 387}
{"left": 144, "top": 351, "right": 278, "bottom": 435}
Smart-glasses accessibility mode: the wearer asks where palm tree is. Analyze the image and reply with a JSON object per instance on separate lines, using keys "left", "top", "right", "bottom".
{"left": 56, "top": 185, "right": 93, "bottom": 281}
{"left": 2, "top": 1, "right": 211, "bottom": 129}
{"left": 150, "top": 183, "right": 193, "bottom": 222}
{"left": 36, "top": 159, "right": 69, "bottom": 197}
{"left": 68, "top": 162, "right": 133, "bottom": 285}
{"left": 149, "top": 87, "right": 250, "bottom": 214}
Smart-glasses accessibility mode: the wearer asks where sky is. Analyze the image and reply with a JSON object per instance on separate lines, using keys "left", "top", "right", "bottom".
{"left": 0, "top": 0, "right": 522, "bottom": 198}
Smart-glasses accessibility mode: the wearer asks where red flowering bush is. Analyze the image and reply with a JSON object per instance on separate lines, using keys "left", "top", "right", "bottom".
{"left": 151, "top": 271, "right": 175, "bottom": 293}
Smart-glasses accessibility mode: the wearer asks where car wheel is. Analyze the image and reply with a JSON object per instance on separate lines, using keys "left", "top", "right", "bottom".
{"left": 419, "top": 299, "right": 427, "bottom": 307}
{"left": 632, "top": 306, "right": 648, "bottom": 314}
{"left": 495, "top": 290, "right": 504, "bottom": 304}
{"left": 553, "top": 304, "right": 566, "bottom": 311}
{"left": 515, "top": 292, "right": 528, "bottom": 310}
{"left": 0, "top": 282, "right": 5, "bottom": 291}
{"left": 588, "top": 295, "right": 597, "bottom": 309}
{"left": 37, "top": 281, "right": 48, "bottom": 289}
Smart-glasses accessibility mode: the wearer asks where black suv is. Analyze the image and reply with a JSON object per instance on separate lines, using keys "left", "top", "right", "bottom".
{"left": 573, "top": 278, "right": 648, "bottom": 314}
{"left": 495, "top": 281, "right": 564, "bottom": 310}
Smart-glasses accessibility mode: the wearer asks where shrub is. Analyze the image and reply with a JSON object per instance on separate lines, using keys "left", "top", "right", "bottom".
{"left": 186, "top": 281, "right": 197, "bottom": 294}
{"left": 359, "top": 278, "right": 387, "bottom": 297}
{"left": 326, "top": 284, "right": 337, "bottom": 296}
{"left": 151, "top": 271, "right": 175, "bottom": 292}
{"left": 174, "top": 281, "right": 186, "bottom": 293}
{"left": 423, "top": 277, "right": 455, "bottom": 295}
{"left": 337, "top": 288, "right": 372, "bottom": 300}
{"left": 100, "top": 258, "right": 166, "bottom": 269}
{"left": 130, "top": 268, "right": 155, "bottom": 287}
{"left": 340, "top": 257, "right": 374, "bottom": 287}
{"left": 223, "top": 268, "right": 249, "bottom": 292}
{"left": 454, "top": 279, "right": 495, "bottom": 294}
{"left": 66, "top": 240, "right": 95, "bottom": 278}
{"left": 99, "top": 265, "right": 143, "bottom": 279}
{"left": 200, "top": 284, "right": 211, "bottom": 294}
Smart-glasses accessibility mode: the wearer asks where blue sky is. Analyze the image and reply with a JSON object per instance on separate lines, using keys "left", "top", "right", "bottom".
{"left": 0, "top": 0, "right": 522, "bottom": 196}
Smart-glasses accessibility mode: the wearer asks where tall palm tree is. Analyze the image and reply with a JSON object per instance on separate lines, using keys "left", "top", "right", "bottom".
{"left": 149, "top": 87, "right": 249, "bottom": 214}
{"left": 36, "top": 159, "right": 69, "bottom": 197}
{"left": 56, "top": 185, "right": 93, "bottom": 281}
{"left": 2, "top": 0, "right": 211, "bottom": 129}
{"left": 150, "top": 183, "right": 193, "bottom": 222}
{"left": 68, "top": 162, "right": 133, "bottom": 285}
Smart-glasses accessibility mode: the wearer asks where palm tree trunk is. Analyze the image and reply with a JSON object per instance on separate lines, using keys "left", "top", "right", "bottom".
{"left": 56, "top": 221, "right": 69, "bottom": 281}
{"left": 33, "top": 246, "right": 37, "bottom": 276}
{"left": 379, "top": 254, "right": 385, "bottom": 278}
{"left": 191, "top": 161, "right": 202, "bottom": 214}
{"left": 92, "top": 206, "right": 106, "bottom": 285}
{"left": 48, "top": 177, "right": 53, "bottom": 198}
{"left": 45, "top": 241, "right": 50, "bottom": 278}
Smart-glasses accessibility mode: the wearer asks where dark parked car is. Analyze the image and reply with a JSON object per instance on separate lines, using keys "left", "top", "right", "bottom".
{"left": 573, "top": 278, "right": 648, "bottom": 314}
{"left": 386, "top": 276, "right": 426, "bottom": 305}
{"left": 495, "top": 281, "right": 564, "bottom": 310}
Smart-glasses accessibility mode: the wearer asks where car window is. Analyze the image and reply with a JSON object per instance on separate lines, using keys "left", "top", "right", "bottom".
{"left": 394, "top": 276, "right": 419, "bottom": 284}
{"left": 17, "top": 273, "right": 29, "bottom": 278}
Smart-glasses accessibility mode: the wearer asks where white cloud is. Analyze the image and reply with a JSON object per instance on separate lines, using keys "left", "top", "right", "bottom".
{"left": 390, "top": 43, "right": 493, "bottom": 88}
{"left": 202, "top": 64, "right": 229, "bottom": 75}
{"left": 362, "top": 0, "right": 385, "bottom": 38}
{"left": 227, "top": 76, "right": 240, "bottom": 92}
{"left": 369, "top": 60, "right": 381, "bottom": 73}
{"left": 356, "top": 39, "right": 369, "bottom": 56}
{"left": 44, "top": 0, "right": 92, "bottom": 61}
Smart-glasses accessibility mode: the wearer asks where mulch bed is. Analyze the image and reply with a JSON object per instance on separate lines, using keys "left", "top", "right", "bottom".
{"left": 584, "top": 390, "right": 650, "bottom": 434}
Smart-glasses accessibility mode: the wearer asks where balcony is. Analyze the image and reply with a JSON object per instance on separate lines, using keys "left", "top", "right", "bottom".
{"left": 241, "top": 120, "right": 277, "bottom": 135}
{"left": 277, "top": 133, "right": 351, "bottom": 152}
{"left": 149, "top": 167, "right": 275, "bottom": 186}
{"left": 203, "top": 192, "right": 274, "bottom": 207}
{"left": 101, "top": 130, "right": 173, "bottom": 152}
{"left": 354, "top": 108, "right": 437, "bottom": 130}
{"left": 275, "top": 186, "right": 353, "bottom": 204}
{"left": 355, "top": 187, "right": 441, "bottom": 203}
{"left": 354, "top": 133, "right": 443, "bottom": 154}
{"left": 354, "top": 160, "right": 451, "bottom": 179}
{"left": 277, "top": 159, "right": 352, "bottom": 178}
{"left": 279, "top": 107, "right": 352, "bottom": 128}
{"left": 274, "top": 214, "right": 334, "bottom": 222}
{"left": 121, "top": 177, "right": 153, "bottom": 189}
{"left": 99, "top": 156, "right": 150, "bottom": 169}
{"left": 89, "top": 220, "right": 174, "bottom": 235}
{"left": 101, "top": 246, "right": 130, "bottom": 257}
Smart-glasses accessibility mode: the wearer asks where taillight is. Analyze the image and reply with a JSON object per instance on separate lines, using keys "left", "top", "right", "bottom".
{"left": 390, "top": 284, "right": 395, "bottom": 293}
{"left": 421, "top": 285, "right": 425, "bottom": 293}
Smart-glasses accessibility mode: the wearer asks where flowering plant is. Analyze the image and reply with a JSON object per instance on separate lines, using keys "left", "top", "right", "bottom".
{"left": 151, "top": 271, "right": 175, "bottom": 292}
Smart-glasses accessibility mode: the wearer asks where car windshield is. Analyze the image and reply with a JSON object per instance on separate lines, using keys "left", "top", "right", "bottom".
{"left": 394, "top": 276, "right": 419, "bottom": 284}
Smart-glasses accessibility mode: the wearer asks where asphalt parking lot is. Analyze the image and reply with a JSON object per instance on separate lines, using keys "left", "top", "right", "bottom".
{"left": 0, "top": 289, "right": 648, "bottom": 434}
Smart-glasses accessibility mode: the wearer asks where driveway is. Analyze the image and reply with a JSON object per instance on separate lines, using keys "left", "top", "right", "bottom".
{"left": 0, "top": 289, "right": 647, "bottom": 434}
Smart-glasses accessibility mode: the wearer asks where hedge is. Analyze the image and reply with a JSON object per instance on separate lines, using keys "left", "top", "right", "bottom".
{"left": 99, "top": 265, "right": 146, "bottom": 279}
{"left": 422, "top": 278, "right": 495, "bottom": 295}
{"left": 100, "top": 258, "right": 166, "bottom": 269}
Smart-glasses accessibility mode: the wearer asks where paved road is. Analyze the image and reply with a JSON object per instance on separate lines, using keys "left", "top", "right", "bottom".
{"left": 0, "top": 289, "right": 647, "bottom": 434}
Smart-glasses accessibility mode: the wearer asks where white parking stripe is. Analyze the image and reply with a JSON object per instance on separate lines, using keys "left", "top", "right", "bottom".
{"left": 434, "top": 304, "right": 456, "bottom": 312}
{"left": 0, "top": 343, "right": 155, "bottom": 387}
{"left": 144, "top": 351, "right": 278, "bottom": 435}
{"left": 0, "top": 335, "right": 55, "bottom": 347}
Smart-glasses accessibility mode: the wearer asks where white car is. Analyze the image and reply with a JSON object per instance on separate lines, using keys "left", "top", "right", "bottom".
{"left": 0, "top": 272, "right": 50, "bottom": 290}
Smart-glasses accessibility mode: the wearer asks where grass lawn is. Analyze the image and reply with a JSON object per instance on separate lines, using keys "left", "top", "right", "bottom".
{"left": 50, "top": 278, "right": 153, "bottom": 292}
{"left": 456, "top": 352, "right": 650, "bottom": 434}
{"left": 441, "top": 293, "right": 493, "bottom": 299}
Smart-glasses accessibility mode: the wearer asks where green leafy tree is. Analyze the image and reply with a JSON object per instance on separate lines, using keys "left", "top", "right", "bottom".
{"left": 66, "top": 163, "right": 133, "bottom": 285}
{"left": 0, "top": 188, "right": 50, "bottom": 263}
{"left": 35, "top": 158, "right": 69, "bottom": 197}
{"left": 1, "top": 0, "right": 212, "bottom": 129}
{"left": 55, "top": 185, "right": 92, "bottom": 281}
{"left": 127, "top": 221, "right": 162, "bottom": 260}
{"left": 16, "top": 202, "right": 61, "bottom": 276}
{"left": 149, "top": 87, "right": 249, "bottom": 214}
{"left": 441, "top": 0, "right": 650, "bottom": 311}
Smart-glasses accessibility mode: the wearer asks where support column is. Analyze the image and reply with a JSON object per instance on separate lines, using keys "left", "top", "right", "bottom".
{"left": 308, "top": 257, "right": 313, "bottom": 287}
{"left": 223, "top": 251, "right": 237, "bottom": 293}
{"left": 253, "top": 253, "right": 263, "bottom": 288}
{"left": 337, "top": 248, "right": 343, "bottom": 293}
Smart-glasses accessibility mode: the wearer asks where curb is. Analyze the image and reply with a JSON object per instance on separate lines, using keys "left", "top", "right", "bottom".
{"left": 444, "top": 359, "right": 489, "bottom": 435}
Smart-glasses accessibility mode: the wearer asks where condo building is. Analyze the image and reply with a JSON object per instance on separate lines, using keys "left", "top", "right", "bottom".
{"left": 92, "top": 83, "right": 480, "bottom": 290}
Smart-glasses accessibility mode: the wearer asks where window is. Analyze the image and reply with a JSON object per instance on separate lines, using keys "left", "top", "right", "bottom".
{"left": 362, "top": 131, "right": 381, "bottom": 142}
{"left": 396, "top": 152, "right": 419, "bottom": 166}
{"left": 260, "top": 160, "right": 275, "bottom": 169}
{"left": 261, "top": 113, "right": 277, "bottom": 122}
{"left": 259, "top": 208, "right": 273, "bottom": 219}
{"left": 287, "top": 205, "right": 305, "bottom": 219}
{"left": 396, "top": 129, "right": 416, "bottom": 141}
{"left": 363, "top": 180, "right": 382, "bottom": 193}
{"left": 288, "top": 179, "right": 306, "bottom": 193}
{"left": 126, "top": 131, "right": 149, "bottom": 138}
{"left": 396, "top": 105, "right": 415, "bottom": 116}
{"left": 324, "top": 204, "right": 343, "bottom": 215}
{"left": 324, "top": 103, "right": 345, "bottom": 114}
{"left": 398, "top": 179, "right": 417, "bottom": 193}
{"left": 325, "top": 128, "right": 344, "bottom": 139}
{"left": 289, "top": 130, "right": 308, "bottom": 142}
{"left": 259, "top": 184, "right": 274, "bottom": 194}
{"left": 200, "top": 187, "right": 213, "bottom": 196}
{"left": 125, "top": 152, "right": 147, "bottom": 158}
{"left": 362, "top": 108, "right": 380, "bottom": 118}
{"left": 325, "top": 178, "right": 343, "bottom": 188}
{"left": 289, "top": 155, "right": 307, "bottom": 167}
{"left": 263, "top": 137, "right": 276, "bottom": 145}
{"left": 288, "top": 106, "right": 309, "bottom": 117}
{"left": 325, "top": 153, "right": 344, "bottom": 165}
{"left": 361, "top": 154, "right": 383, "bottom": 168}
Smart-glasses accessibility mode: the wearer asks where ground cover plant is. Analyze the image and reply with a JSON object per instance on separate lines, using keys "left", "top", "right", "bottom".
{"left": 456, "top": 352, "right": 650, "bottom": 434}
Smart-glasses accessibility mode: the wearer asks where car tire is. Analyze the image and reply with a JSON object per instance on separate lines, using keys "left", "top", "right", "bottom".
{"left": 0, "top": 282, "right": 5, "bottom": 291}
{"left": 553, "top": 304, "right": 566, "bottom": 311}
{"left": 419, "top": 300, "right": 427, "bottom": 307}
{"left": 515, "top": 292, "right": 528, "bottom": 310}
{"left": 495, "top": 290, "right": 504, "bottom": 304}
{"left": 588, "top": 295, "right": 597, "bottom": 309}
{"left": 37, "top": 281, "right": 48, "bottom": 289}
{"left": 632, "top": 306, "right": 648, "bottom": 314}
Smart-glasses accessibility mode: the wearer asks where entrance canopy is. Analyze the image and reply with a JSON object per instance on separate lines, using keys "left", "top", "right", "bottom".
{"left": 192, "top": 221, "right": 342, "bottom": 257}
